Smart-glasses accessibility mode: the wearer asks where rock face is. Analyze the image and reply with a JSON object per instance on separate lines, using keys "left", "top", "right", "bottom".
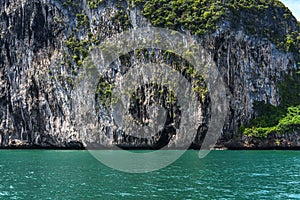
{"left": 0, "top": 0, "right": 80, "bottom": 148}
{"left": 0, "top": 0, "right": 299, "bottom": 149}
{"left": 225, "top": 130, "right": 300, "bottom": 150}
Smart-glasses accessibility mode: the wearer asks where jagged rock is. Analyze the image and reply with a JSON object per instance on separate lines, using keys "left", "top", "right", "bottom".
{"left": 0, "top": 0, "right": 299, "bottom": 149}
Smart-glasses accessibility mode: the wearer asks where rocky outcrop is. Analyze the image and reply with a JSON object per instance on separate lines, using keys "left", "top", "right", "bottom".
{"left": 210, "top": 31, "right": 296, "bottom": 134}
{"left": 0, "top": 0, "right": 299, "bottom": 149}
{"left": 0, "top": 0, "right": 83, "bottom": 148}
{"left": 224, "top": 131, "right": 300, "bottom": 150}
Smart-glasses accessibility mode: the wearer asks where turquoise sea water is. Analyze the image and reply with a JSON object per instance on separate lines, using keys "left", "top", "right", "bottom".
{"left": 0, "top": 150, "right": 300, "bottom": 199}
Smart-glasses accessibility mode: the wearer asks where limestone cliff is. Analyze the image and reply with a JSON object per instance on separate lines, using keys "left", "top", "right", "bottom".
{"left": 0, "top": 0, "right": 299, "bottom": 149}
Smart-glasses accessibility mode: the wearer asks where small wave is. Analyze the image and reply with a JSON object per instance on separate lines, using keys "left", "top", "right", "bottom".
{"left": 247, "top": 190, "right": 270, "bottom": 195}
{"left": 119, "top": 192, "right": 133, "bottom": 197}
{"left": 288, "top": 194, "right": 300, "bottom": 198}
{"left": 249, "top": 173, "right": 270, "bottom": 177}
{"left": 0, "top": 191, "right": 9, "bottom": 196}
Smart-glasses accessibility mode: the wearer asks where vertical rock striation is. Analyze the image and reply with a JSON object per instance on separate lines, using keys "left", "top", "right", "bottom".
{"left": 0, "top": 0, "right": 299, "bottom": 149}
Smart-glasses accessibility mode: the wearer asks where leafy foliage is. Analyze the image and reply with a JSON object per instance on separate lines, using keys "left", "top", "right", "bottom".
{"left": 96, "top": 75, "right": 113, "bottom": 107}
{"left": 243, "top": 72, "right": 300, "bottom": 138}
{"left": 244, "top": 105, "right": 300, "bottom": 138}
{"left": 88, "top": 0, "right": 103, "bottom": 9}
{"left": 111, "top": 10, "right": 132, "bottom": 29}
{"left": 133, "top": 0, "right": 226, "bottom": 35}
{"left": 132, "top": 0, "right": 299, "bottom": 53}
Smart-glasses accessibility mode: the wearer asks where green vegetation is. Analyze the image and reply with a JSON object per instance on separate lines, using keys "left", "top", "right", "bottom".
{"left": 64, "top": 0, "right": 132, "bottom": 70}
{"left": 88, "top": 0, "right": 104, "bottom": 9}
{"left": 133, "top": 0, "right": 299, "bottom": 53}
{"left": 243, "top": 72, "right": 300, "bottom": 138}
{"left": 284, "top": 32, "right": 300, "bottom": 52}
{"left": 96, "top": 75, "right": 113, "bottom": 107}
{"left": 133, "top": 0, "right": 225, "bottom": 35}
{"left": 133, "top": 49, "right": 209, "bottom": 102}
{"left": 76, "top": 11, "right": 89, "bottom": 27}
{"left": 111, "top": 10, "right": 132, "bottom": 29}
{"left": 243, "top": 105, "right": 300, "bottom": 138}
{"left": 66, "top": 37, "right": 89, "bottom": 67}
